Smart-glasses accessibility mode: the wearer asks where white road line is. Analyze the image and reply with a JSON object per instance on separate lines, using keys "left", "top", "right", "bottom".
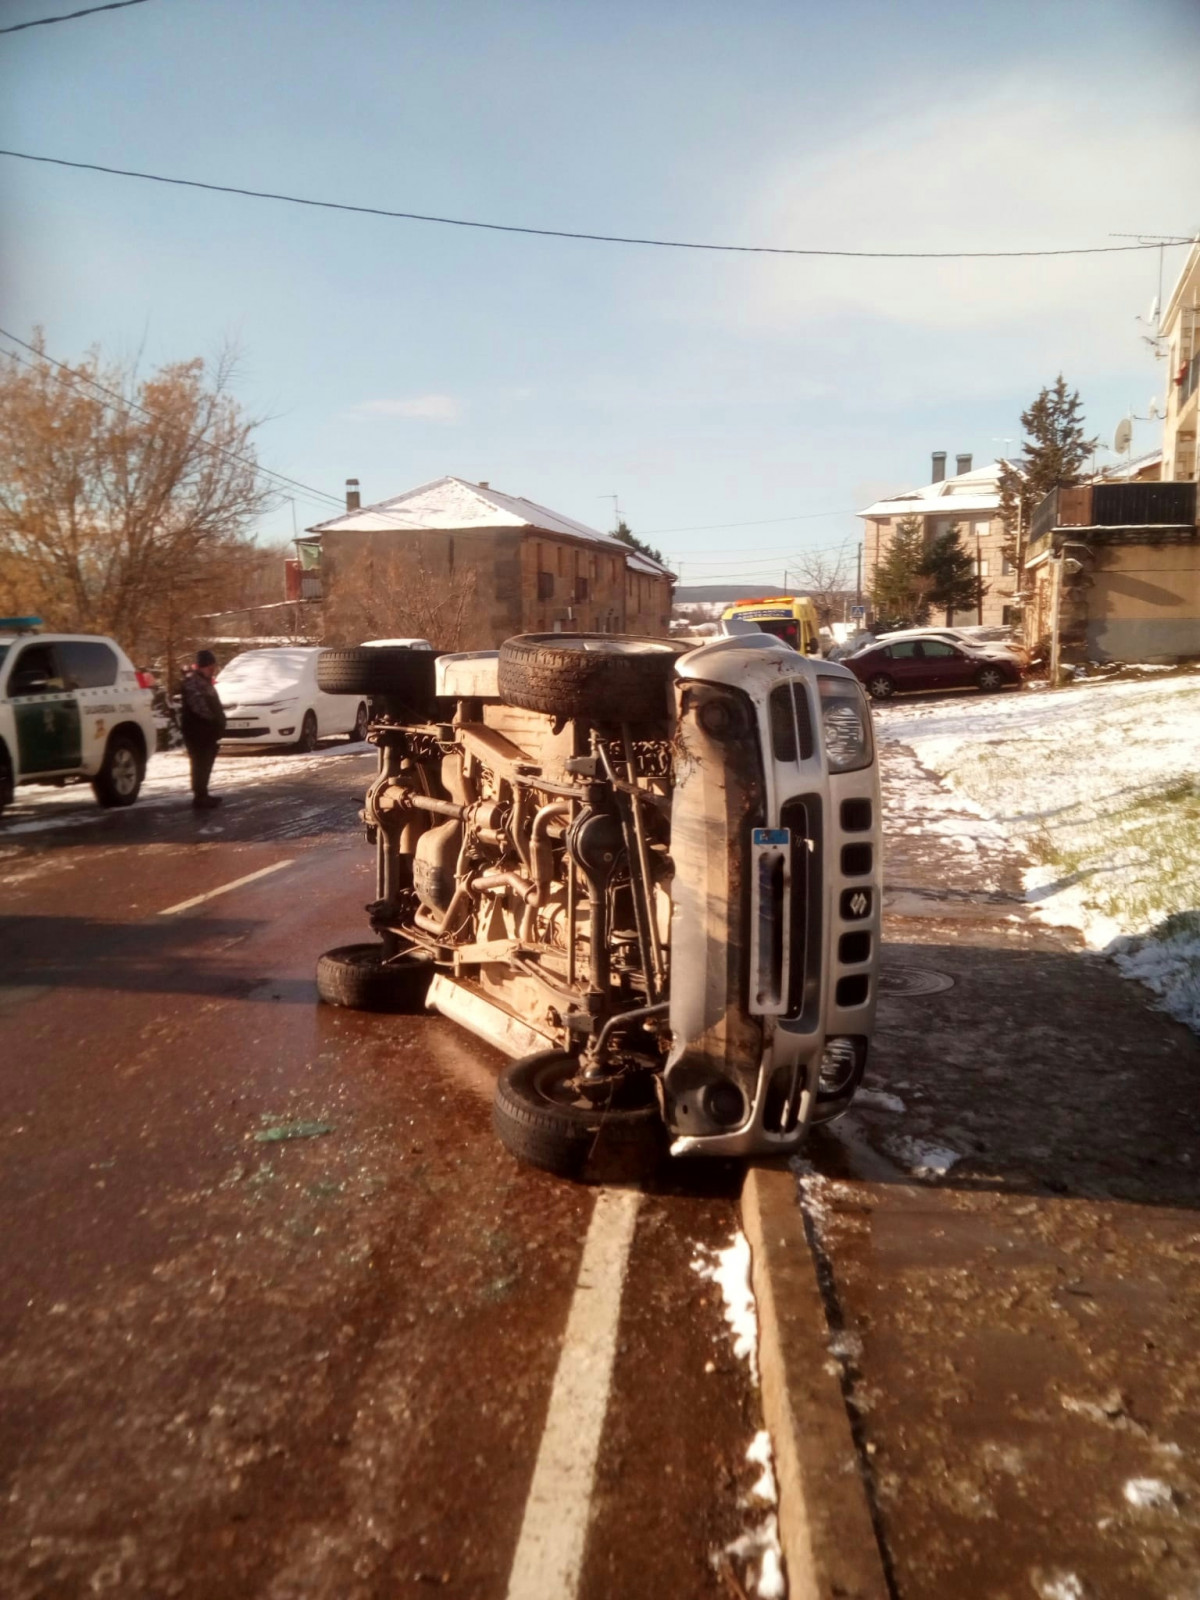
{"left": 507, "top": 1186, "right": 642, "bottom": 1600}
{"left": 157, "top": 860, "right": 294, "bottom": 916}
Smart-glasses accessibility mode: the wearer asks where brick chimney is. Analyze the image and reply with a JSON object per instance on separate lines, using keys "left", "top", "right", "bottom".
{"left": 956, "top": 453, "right": 973, "bottom": 476}
{"left": 345, "top": 478, "right": 361, "bottom": 512}
{"left": 931, "top": 451, "right": 947, "bottom": 483}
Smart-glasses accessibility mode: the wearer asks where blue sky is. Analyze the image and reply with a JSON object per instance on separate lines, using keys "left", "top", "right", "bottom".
{"left": 2, "top": 0, "right": 1198, "bottom": 587}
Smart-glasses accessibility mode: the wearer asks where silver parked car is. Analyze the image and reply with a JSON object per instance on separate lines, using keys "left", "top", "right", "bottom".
{"left": 314, "top": 633, "right": 883, "bottom": 1177}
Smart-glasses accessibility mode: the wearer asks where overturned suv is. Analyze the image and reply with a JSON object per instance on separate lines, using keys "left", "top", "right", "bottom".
{"left": 315, "top": 632, "right": 881, "bottom": 1177}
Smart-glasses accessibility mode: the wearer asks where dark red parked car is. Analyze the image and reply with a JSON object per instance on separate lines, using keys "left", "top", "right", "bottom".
{"left": 844, "top": 636, "right": 1021, "bottom": 700}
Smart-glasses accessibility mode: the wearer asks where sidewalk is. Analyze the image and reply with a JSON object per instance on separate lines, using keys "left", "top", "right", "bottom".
{"left": 748, "top": 738, "right": 1200, "bottom": 1600}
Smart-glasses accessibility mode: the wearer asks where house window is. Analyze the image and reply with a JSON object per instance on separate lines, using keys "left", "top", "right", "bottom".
{"left": 1001, "top": 554, "right": 1015, "bottom": 576}
{"left": 557, "top": 546, "right": 565, "bottom": 576}
{"left": 538, "top": 570, "right": 554, "bottom": 601}
{"left": 977, "top": 559, "right": 990, "bottom": 577}
{"left": 1002, "top": 605, "right": 1017, "bottom": 626}
{"left": 575, "top": 575, "right": 589, "bottom": 603}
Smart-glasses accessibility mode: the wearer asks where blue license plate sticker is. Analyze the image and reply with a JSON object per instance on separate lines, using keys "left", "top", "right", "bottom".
{"left": 752, "top": 828, "right": 790, "bottom": 847}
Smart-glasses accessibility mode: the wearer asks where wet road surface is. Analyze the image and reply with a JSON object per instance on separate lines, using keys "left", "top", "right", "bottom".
{"left": 0, "top": 749, "right": 772, "bottom": 1600}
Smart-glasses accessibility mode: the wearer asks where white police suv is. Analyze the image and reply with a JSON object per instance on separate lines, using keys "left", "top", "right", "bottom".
{"left": 0, "top": 620, "right": 156, "bottom": 814}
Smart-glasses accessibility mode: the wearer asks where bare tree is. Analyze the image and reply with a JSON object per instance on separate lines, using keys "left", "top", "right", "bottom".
{"left": 793, "top": 547, "right": 854, "bottom": 625}
{"left": 0, "top": 331, "right": 271, "bottom": 679}
{"left": 335, "top": 544, "right": 478, "bottom": 650}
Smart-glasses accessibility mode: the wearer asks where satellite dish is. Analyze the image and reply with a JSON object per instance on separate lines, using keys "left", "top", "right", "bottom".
{"left": 1113, "top": 418, "right": 1133, "bottom": 454}
{"left": 1148, "top": 398, "right": 1161, "bottom": 419}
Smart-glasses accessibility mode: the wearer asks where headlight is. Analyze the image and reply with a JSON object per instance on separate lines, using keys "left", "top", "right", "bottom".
{"left": 817, "top": 676, "right": 873, "bottom": 773}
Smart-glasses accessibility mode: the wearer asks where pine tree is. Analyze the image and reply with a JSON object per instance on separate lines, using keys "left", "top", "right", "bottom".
{"left": 870, "top": 515, "right": 931, "bottom": 625}
{"left": 919, "top": 525, "right": 981, "bottom": 623}
{"left": 612, "top": 519, "right": 665, "bottom": 567}
{"left": 997, "top": 375, "right": 1098, "bottom": 553}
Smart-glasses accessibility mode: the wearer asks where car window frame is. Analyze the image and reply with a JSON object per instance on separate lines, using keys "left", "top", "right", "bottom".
{"left": 7, "top": 640, "right": 66, "bottom": 697}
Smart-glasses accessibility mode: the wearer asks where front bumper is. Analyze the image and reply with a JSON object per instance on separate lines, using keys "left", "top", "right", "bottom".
{"left": 220, "top": 717, "right": 298, "bottom": 744}
{"left": 663, "top": 658, "right": 881, "bottom": 1158}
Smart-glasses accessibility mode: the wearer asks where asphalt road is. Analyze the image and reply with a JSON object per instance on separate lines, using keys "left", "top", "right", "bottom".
{"left": 0, "top": 747, "right": 770, "bottom": 1600}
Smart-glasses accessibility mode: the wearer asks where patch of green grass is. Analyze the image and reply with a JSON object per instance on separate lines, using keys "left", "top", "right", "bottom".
{"left": 1034, "top": 784, "right": 1200, "bottom": 931}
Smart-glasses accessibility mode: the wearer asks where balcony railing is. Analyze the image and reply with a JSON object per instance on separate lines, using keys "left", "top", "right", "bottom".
{"left": 1031, "top": 481, "right": 1197, "bottom": 545}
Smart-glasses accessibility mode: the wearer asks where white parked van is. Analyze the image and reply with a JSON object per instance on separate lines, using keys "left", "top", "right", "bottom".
{"left": 216, "top": 647, "right": 369, "bottom": 750}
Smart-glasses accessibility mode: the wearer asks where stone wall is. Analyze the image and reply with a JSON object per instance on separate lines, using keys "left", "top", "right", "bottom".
{"left": 1025, "top": 536, "right": 1200, "bottom": 664}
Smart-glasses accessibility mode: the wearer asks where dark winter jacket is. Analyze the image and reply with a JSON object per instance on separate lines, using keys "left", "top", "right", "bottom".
{"left": 180, "top": 667, "right": 227, "bottom": 744}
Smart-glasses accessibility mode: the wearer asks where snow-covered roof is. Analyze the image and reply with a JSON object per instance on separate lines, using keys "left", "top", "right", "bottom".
{"left": 307, "top": 475, "right": 674, "bottom": 577}
{"left": 859, "top": 461, "right": 1004, "bottom": 519}
{"left": 1094, "top": 449, "right": 1162, "bottom": 482}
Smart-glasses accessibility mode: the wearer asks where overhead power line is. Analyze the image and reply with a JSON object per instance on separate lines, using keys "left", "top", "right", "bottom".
{"left": 0, "top": 327, "right": 347, "bottom": 515}
{"left": 0, "top": 0, "right": 150, "bottom": 36}
{"left": 0, "top": 148, "right": 1193, "bottom": 260}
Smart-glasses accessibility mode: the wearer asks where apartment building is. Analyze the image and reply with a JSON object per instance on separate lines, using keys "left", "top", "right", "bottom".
{"left": 859, "top": 452, "right": 1019, "bottom": 626}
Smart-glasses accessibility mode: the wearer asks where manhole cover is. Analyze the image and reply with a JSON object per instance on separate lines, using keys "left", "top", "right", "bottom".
{"left": 878, "top": 965, "right": 955, "bottom": 998}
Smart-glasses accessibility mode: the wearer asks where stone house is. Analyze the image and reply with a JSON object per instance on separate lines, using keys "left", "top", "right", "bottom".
{"left": 858, "top": 453, "right": 1019, "bottom": 627}
{"left": 302, "top": 476, "right": 675, "bottom": 650}
{"left": 1022, "top": 478, "right": 1198, "bottom": 663}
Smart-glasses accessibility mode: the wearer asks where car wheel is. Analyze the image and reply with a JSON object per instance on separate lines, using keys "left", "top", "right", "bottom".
{"left": 91, "top": 733, "right": 144, "bottom": 807}
{"left": 976, "top": 666, "right": 1005, "bottom": 693}
{"left": 498, "top": 634, "right": 686, "bottom": 725}
{"left": 492, "top": 1051, "right": 663, "bottom": 1179}
{"left": 315, "top": 943, "right": 433, "bottom": 1012}
{"left": 295, "top": 711, "right": 319, "bottom": 753}
{"left": 349, "top": 702, "right": 369, "bottom": 743}
{"left": 866, "top": 674, "right": 895, "bottom": 701}
{"left": 0, "top": 744, "right": 13, "bottom": 814}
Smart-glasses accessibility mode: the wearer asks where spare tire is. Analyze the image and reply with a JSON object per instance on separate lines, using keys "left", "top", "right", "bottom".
{"left": 498, "top": 634, "right": 683, "bottom": 723}
{"left": 316, "top": 647, "right": 437, "bottom": 708}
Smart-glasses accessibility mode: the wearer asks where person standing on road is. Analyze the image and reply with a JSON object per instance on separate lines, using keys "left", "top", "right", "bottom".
{"left": 180, "top": 649, "right": 227, "bottom": 810}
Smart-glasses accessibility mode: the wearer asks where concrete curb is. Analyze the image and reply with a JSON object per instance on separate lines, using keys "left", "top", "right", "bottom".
{"left": 741, "top": 1162, "right": 890, "bottom": 1600}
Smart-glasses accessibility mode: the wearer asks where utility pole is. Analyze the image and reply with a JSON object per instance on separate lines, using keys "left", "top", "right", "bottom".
{"left": 1048, "top": 552, "right": 1063, "bottom": 687}
{"left": 782, "top": 566, "right": 789, "bottom": 594}
{"left": 855, "top": 544, "right": 862, "bottom": 607}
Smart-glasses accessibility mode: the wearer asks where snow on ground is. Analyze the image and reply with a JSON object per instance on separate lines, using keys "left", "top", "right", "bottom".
{"left": 692, "top": 1231, "right": 760, "bottom": 1385}
{"left": 692, "top": 1236, "right": 785, "bottom": 1598}
{"left": 876, "top": 672, "right": 1200, "bottom": 1034}
{"left": 0, "top": 743, "right": 372, "bottom": 837}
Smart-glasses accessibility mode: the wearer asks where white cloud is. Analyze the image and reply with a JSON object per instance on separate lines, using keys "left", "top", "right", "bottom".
{"left": 349, "top": 394, "right": 462, "bottom": 422}
{"left": 687, "top": 71, "right": 1199, "bottom": 352}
